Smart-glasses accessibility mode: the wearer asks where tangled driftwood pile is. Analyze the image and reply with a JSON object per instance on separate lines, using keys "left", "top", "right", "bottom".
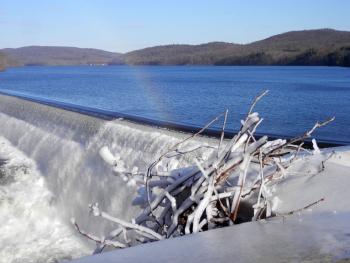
{"left": 72, "top": 91, "right": 334, "bottom": 253}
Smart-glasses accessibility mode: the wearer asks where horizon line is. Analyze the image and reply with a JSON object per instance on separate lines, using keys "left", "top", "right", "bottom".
{"left": 0, "top": 27, "right": 349, "bottom": 54}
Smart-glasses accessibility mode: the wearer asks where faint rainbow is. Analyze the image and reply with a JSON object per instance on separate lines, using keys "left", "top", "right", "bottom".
{"left": 130, "top": 66, "right": 172, "bottom": 122}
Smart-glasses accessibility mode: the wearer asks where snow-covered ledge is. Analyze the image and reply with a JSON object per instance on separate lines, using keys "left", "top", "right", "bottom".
{"left": 72, "top": 147, "right": 350, "bottom": 263}
{"left": 71, "top": 213, "right": 350, "bottom": 263}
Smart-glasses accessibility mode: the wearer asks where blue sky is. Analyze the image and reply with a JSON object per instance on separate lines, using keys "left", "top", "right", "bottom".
{"left": 0, "top": 0, "right": 350, "bottom": 52}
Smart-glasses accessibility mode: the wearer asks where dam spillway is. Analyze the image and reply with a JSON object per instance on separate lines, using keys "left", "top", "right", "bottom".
{"left": 1, "top": 93, "right": 349, "bottom": 263}
{"left": 0, "top": 94, "right": 214, "bottom": 262}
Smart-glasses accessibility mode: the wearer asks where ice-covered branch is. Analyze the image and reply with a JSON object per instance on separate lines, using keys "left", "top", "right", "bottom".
{"left": 75, "top": 91, "right": 334, "bottom": 254}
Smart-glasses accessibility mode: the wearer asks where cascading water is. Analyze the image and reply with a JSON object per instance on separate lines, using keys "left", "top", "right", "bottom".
{"left": 0, "top": 94, "right": 212, "bottom": 263}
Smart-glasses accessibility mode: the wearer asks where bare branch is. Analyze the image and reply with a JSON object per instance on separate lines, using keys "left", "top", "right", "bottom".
{"left": 72, "top": 219, "right": 126, "bottom": 249}
{"left": 217, "top": 109, "right": 228, "bottom": 158}
{"left": 76, "top": 91, "right": 335, "bottom": 254}
{"left": 248, "top": 90, "right": 269, "bottom": 115}
{"left": 275, "top": 198, "right": 325, "bottom": 217}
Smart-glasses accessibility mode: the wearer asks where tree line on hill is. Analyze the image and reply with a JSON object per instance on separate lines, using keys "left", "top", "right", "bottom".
{"left": 124, "top": 29, "right": 350, "bottom": 67}
{"left": 0, "top": 29, "right": 349, "bottom": 69}
{"left": 0, "top": 53, "right": 7, "bottom": 71}
{"left": 214, "top": 46, "right": 350, "bottom": 66}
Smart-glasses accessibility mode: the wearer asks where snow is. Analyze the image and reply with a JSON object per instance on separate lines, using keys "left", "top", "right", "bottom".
{"left": 98, "top": 146, "right": 118, "bottom": 166}
{"left": 71, "top": 146, "right": 350, "bottom": 263}
{"left": 71, "top": 213, "right": 350, "bottom": 263}
{"left": 270, "top": 147, "right": 350, "bottom": 215}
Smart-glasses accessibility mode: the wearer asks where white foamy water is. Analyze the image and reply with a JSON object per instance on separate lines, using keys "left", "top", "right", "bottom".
{"left": 0, "top": 136, "right": 90, "bottom": 263}
{"left": 0, "top": 96, "right": 211, "bottom": 262}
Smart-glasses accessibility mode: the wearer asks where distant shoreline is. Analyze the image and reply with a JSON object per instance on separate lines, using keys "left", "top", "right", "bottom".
{"left": 1, "top": 29, "right": 349, "bottom": 68}
{"left": 0, "top": 64, "right": 349, "bottom": 71}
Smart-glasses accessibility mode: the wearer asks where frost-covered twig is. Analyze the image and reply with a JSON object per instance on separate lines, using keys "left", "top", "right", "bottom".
{"left": 263, "top": 117, "right": 335, "bottom": 158}
{"left": 90, "top": 203, "right": 164, "bottom": 241}
{"left": 71, "top": 218, "right": 126, "bottom": 249}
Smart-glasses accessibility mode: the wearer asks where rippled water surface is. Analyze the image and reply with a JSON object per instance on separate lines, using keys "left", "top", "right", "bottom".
{"left": 0, "top": 65, "right": 349, "bottom": 142}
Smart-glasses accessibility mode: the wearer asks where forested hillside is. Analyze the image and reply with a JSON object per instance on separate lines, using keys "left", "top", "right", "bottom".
{"left": 1, "top": 29, "right": 349, "bottom": 67}
{"left": 0, "top": 53, "right": 7, "bottom": 71}
{"left": 125, "top": 29, "right": 350, "bottom": 66}
{"left": 0, "top": 46, "right": 124, "bottom": 66}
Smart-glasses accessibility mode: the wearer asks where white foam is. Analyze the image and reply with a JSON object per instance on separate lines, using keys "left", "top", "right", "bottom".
{"left": 0, "top": 136, "right": 90, "bottom": 263}
{"left": 0, "top": 110, "right": 211, "bottom": 262}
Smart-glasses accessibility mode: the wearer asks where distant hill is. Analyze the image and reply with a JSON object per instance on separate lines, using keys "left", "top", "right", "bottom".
{"left": 0, "top": 53, "right": 6, "bottom": 71}
{"left": 1, "top": 29, "right": 350, "bottom": 68}
{"left": 0, "top": 51, "right": 18, "bottom": 70}
{"left": 125, "top": 29, "right": 350, "bottom": 67}
{"left": 0, "top": 46, "right": 124, "bottom": 66}
{"left": 125, "top": 42, "right": 240, "bottom": 65}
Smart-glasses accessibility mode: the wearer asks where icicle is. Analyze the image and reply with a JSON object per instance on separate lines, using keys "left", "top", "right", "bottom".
{"left": 312, "top": 139, "right": 321, "bottom": 154}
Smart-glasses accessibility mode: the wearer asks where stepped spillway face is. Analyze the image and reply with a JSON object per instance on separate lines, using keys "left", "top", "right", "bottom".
{"left": 0, "top": 94, "right": 213, "bottom": 263}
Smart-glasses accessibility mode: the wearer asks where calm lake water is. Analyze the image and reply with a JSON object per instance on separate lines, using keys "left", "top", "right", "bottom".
{"left": 0, "top": 65, "right": 349, "bottom": 142}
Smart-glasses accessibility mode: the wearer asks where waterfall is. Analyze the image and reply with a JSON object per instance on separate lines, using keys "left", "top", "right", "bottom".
{"left": 0, "top": 94, "right": 214, "bottom": 263}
